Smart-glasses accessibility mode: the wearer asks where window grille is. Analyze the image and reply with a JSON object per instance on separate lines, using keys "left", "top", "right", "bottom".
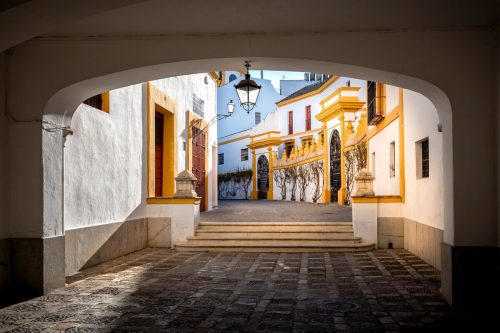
{"left": 241, "top": 148, "right": 249, "bottom": 161}
{"left": 218, "top": 153, "right": 224, "bottom": 165}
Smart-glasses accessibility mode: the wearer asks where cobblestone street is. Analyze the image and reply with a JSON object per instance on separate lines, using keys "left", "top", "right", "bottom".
{"left": 0, "top": 248, "right": 471, "bottom": 332}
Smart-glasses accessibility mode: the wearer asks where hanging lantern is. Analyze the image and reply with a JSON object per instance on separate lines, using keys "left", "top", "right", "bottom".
{"left": 234, "top": 62, "right": 262, "bottom": 113}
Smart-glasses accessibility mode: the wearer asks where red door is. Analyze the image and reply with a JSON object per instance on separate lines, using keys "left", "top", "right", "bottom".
{"left": 305, "top": 105, "right": 311, "bottom": 131}
{"left": 192, "top": 126, "right": 206, "bottom": 211}
{"left": 155, "top": 112, "right": 164, "bottom": 197}
{"left": 288, "top": 111, "right": 293, "bottom": 134}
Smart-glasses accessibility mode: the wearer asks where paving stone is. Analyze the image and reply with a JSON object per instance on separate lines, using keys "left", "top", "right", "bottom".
{"left": 0, "top": 248, "right": 479, "bottom": 332}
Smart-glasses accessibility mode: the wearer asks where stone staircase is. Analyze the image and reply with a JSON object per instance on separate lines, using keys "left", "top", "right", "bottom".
{"left": 174, "top": 222, "right": 374, "bottom": 252}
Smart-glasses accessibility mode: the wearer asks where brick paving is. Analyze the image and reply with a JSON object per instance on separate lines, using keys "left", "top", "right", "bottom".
{"left": 0, "top": 248, "right": 472, "bottom": 332}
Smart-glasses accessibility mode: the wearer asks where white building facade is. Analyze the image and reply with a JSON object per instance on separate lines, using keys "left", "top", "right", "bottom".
{"left": 63, "top": 74, "right": 217, "bottom": 275}
{"left": 217, "top": 75, "right": 444, "bottom": 269}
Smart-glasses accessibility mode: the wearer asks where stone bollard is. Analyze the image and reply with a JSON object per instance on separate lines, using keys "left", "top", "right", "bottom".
{"left": 352, "top": 169, "right": 378, "bottom": 248}
{"left": 174, "top": 169, "right": 198, "bottom": 198}
{"left": 354, "top": 168, "right": 375, "bottom": 196}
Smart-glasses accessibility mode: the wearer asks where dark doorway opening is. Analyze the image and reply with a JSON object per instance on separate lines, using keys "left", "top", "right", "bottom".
{"left": 257, "top": 155, "right": 269, "bottom": 199}
{"left": 330, "top": 129, "right": 341, "bottom": 203}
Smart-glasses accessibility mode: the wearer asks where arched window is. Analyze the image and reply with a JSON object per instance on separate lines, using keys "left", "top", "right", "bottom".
{"left": 228, "top": 74, "right": 237, "bottom": 82}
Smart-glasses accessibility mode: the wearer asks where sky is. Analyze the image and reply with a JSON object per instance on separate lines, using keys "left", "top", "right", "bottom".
{"left": 249, "top": 70, "right": 306, "bottom": 91}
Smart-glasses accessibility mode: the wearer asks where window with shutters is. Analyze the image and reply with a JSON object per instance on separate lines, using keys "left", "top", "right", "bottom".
{"left": 83, "top": 92, "right": 110, "bottom": 112}
{"left": 367, "top": 81, "right": 384, "bottom": 125}
{"left": 218, "top": 153, "right": 224, "bottom": 165}
{"left": 416, "top": 138, "right": 429, "bottom": 179}
{"left": 288, "top": 111, "right": 293, "bottom": 134}
{"left": 255, "top": 112, "right": 261, "bottom": 125}
{"left": 305, "top": 105, "right": 311, "bottom": 131}
{"left": 241, "top": 148, "right": 249, "bottom": 161}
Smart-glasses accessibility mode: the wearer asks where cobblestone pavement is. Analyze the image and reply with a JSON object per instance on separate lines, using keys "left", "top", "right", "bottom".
{"left": 202, "top": 200, "right": 352, "bottom": 222}
{"left": 0, "top": 248, "right": 473, "bottom": 332}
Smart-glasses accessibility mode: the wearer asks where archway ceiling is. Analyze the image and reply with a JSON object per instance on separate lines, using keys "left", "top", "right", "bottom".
{"left": 1, "top": 0, "right": 497, "bottom": 48}
{"left": 41, "top": 0, "right": 498, "bottom": 37}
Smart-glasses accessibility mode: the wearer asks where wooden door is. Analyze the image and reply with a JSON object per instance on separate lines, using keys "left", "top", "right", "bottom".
{"left": 305, "top": 105, "right": 311, "bottom": 131}
{"left": 155, "top": 112, "right": 164, "bottom": 197}
{"left": 288, "top": 111, "right": 293, "bottom": 134}
{"left": 192, "top": 126, "right": 206, "bottom": 211}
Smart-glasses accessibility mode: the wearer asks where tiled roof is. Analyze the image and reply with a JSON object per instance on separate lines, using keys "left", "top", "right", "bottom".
{"left": 277, "top": 80, "right": 328, "bottom": 104}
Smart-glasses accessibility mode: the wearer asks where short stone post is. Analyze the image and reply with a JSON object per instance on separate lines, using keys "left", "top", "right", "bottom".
{"left": 352, "top": 169, "right": 378, "bottom": 248}
{"left": 354, "top": 169, "right": 375, "bottom": 196}
{"left": 174, "top": 169, "right": 198, "bottom": 197}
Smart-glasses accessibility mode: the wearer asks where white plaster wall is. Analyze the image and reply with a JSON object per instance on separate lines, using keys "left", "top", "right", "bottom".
{"left": 147, "top": 204, "right": 199, "bottom": 243}
{"left": 64, "top": 84, "right": 144, "bottom": 229}
{"left": 368, "top": 118, "right": 400, "bottom": 196}
{"left": 150, "top": 74, "right": 217, "bottom": 210}
{"left": 65, "top": 73, "right": 217, "bottom": 230}
{"left": 217, "top": 137, "right": 252, "bottom": 174}
{"left": 403, "top": 90, "right": 444, "bottom": 230}
{"left": 386, "top": 85, "right": 399, "bottom": 113}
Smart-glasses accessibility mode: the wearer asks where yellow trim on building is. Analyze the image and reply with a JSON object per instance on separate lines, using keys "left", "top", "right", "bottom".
{"left": 267, "top": 147, "right": 274, "bottom": 200}
{"left": 321, "top": 123, "right": 330, "bottom": 203}
{"left": 398, "top": 88, "right": 406, "bottom": 202}
{"left": 366, "top": 105, "right": 400, "bottom": 141}
{"left": 146, "top": 82, "right": 178, "bottom": 198}
{"left": 276, "top": 76, "right": 340, "bottom": 107}
{"left": 247, "top": 137, "right": 282, "bottom": 150}
{"left": 250, "top": 130, "right": 281, "bottom": 139}
{"left": 251, "top": 149, "right": 257, "bottom": 199}
{"left": 351, "top": 196, "right": 403, "bottom": 204}
{"left": 147, "top": 197, "right": 201, "bottom": 205}
{"left": 218, "top": 134, "right": 251, "bottom": 146}
{"left": 101, "top": 91, "right": 110, "bottom": 113}
{"left": 273, "top": 154, "right": 324, "bottom": 170}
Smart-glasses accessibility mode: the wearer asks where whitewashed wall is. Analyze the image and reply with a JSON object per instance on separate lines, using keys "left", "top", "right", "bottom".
{"left": 402, "top": 90, "right": 444, "bottom": 230}
{"left": 368, "top": 118, "right": 400, "bottom": 195}
{"left": 217, "top": 135, "right": 252, "bottom": 174}
{"left": 65, "top": 84, "right": 144, "bottom": 229}
{"left": 65, "top": 74, "right": 217, "bottom": 230}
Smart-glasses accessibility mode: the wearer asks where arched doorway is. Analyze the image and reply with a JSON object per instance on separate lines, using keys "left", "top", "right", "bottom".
{"left": 257, "top": 155, "right": 269, "bottom": 199}
{"left": 330, "top": 129, "right": 341, "bottom": 203}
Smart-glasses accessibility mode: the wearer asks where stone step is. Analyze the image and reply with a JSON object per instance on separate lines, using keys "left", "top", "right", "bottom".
{"left": 185, "top": 238, "right": 361, "bottom": 246}
{"left": 198, "top": 223, "right": 353, "bottom": 233}
{"left": 190, "top": 234, "right": 359, "bottom": 241}
{"left": 199, "top": 222, "right": 352, "bottom": 226}
{"left": 174, "top": 242, "right": 375, "bottom": 253}
{"left": 196, "top": 230, "right": 355, "bottom": 237}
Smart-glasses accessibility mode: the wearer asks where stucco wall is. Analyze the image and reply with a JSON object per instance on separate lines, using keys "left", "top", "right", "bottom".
{"left": 64, "top": 84, "right": 144, "bottom": 229}
{"left": 65, "top": 74, "right": 217, "bottom": 230}
{"left": 369, "top": 118, "right": 400, "bottom": 196}
{"left": 403, "top": 90, "right": 444, "bottom": 230}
